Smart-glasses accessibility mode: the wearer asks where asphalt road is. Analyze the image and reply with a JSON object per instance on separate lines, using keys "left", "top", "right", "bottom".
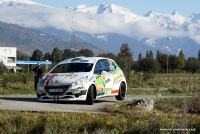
{"left": 0, "top": 95, "right": 190, "bottom": 113}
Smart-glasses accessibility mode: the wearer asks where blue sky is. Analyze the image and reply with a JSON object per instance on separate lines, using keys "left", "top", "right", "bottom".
{"left": 32, "top": 0, "right": 200, "bottom": 16}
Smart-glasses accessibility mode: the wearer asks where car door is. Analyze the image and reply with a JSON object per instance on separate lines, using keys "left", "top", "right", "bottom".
{"left": 107, "top": 59, "right": 122, "bottom": 94}
{"left": 94, "top": 59, "right": 113, "bottom": 96}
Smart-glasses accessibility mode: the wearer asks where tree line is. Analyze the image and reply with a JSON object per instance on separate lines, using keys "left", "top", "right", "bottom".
{"left": 15, "top": 43, "right": 200, "bottom": 82}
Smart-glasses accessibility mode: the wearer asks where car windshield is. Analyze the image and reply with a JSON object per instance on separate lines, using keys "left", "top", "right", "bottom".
{"left": 50, "top": 63, "right": 94, "bottom": 73}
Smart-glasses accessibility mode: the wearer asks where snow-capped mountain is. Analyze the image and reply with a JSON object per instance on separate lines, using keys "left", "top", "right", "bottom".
{"left": 0, "top": 0, "right": 200, "bottom": 59}
{"left": 66, "top": 2, "right": 142, "bottom": 23}
{"left": 0, "top": 0, "right": 39, "bottom": 6}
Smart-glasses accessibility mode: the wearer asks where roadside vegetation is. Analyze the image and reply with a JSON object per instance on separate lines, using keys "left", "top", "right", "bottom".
{"left": 1, "top": 43, "right": 200, "bottom": 133}
{"left": 1, "top": 71, "right": 200, "bottom": 133}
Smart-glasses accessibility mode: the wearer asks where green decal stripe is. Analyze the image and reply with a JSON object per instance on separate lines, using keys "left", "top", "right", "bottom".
{"left": 97, "top": 92, "right": 105, "bottom": 96}
{"left": 97, "top": 77, "right": 104, "bottom": 83}
{"left": 103, "top": 88, "right": 112, "bottom": 92}
{"left": 110, "top": 67, "right": 120, "bottom": 75}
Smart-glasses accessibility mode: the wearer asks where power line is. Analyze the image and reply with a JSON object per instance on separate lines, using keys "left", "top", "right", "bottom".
{"left": 70, "top": 16, "right": 78, "bottom": 58}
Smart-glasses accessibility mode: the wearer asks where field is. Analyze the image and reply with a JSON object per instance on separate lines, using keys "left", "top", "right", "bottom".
{"left": 0, "top": 73, "right": 200, "bottom": 133}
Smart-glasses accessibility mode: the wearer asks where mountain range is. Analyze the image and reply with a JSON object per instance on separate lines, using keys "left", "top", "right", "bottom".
{"left": 0, "top": 0, "right": 200, "bottom": 59}
{"left": 0, "top": 21, "right": 104, "bottom": 56}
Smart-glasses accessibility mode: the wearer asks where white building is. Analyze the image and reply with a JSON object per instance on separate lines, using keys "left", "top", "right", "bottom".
{"left": 0, "top": 47, "right": 21, "bottom": 71}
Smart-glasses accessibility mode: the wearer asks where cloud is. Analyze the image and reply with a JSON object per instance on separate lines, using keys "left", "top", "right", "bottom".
{"left": 129, "top": 21, "right": 188, "bottom": 38}
{"left": 0, "top": 5, "right": 188, "bottom": 39}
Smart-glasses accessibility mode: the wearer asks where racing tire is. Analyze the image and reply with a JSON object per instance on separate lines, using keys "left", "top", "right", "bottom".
{"left": 86, "top": 85, "right": 94, "bottom": 105}
{"left": 115, "top": 82, "right": 126, "bottom": 101}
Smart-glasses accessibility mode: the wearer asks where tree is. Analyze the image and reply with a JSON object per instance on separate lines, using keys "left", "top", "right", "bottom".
{"left": 44, "top": 52, "right": 51, "bottom": 61}
{"left": 185, "top": 57, "right": 200, "bottom": 74}
{"left": 62, "top": 49, "right": 74, "bottom": 60}
{"left": 177, "top": 50, "right": 186, "bottom": 71}
{"left": 145, "top": 50, "right": 153, "bottom": 58}
{"left": 146, "top": 50, "right": 150, "bottom": 58}
{"left": 139, "top": 58, "right": 160, "bottom": 73}
{"left": 168, "top": 55, "right": 177, "bottom": 72}
{"left": 0, "top": 61, "right": 7, "bottom": 74}
{"left": 186, "top": 57, "right": 200, "bottom": 74}
{"left": 117, "top": 43, "right": 133, "bottom": 82}
{"left": 17, "top": 50, "right": 28, "bottom": 60}
{"left": 51, "top": 47, "right": 61, "bottom": 64}
{"left": 156, "top": 50, "right": 161, "bottom": 60}
{"left": 132, "top": 61, "right": 140, "bottom": 73}
{"left": 157, "top": 53, "right": 167, "bottom": 73}
{"left": 179, "top": 50, "right": 185, "bottom": 59}
{"left": 198, "top": 50, "right": 200, "bottom": 61}
{"left": 97, "top": 52, "right": 117, "bottom": 61}
{"left": 77, "top": 49, "right": 94, "bottom": 57}
{"left": 149, "top": 50, "right": 153, "bottom": 58}
{"left": 30, "top": 49, "right": 43, "bottom": 61}
{"left": 138, "top": 52, "right": 142, "bottom": 60}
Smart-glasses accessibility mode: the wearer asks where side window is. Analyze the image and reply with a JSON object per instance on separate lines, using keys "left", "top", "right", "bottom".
{"left": 94, "top": 60, "right": 110, "bottom": 74}
{"left": 102, "top": 60, "right": 110, "bottom": 72}
{"left": 107, "top": 60, "right": 116, "bottom": 71}
{"left": 94, "top": 60, "right": 103, "bottom": 74}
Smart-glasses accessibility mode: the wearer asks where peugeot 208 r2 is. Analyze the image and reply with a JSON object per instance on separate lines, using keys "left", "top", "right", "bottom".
{"left": 37, "top": 57, "right": 127, "bottom": 105}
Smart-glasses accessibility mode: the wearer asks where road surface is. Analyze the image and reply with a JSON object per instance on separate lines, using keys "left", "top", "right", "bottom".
{"left": 0, "top": 95, "right": 190, "bottom": 113}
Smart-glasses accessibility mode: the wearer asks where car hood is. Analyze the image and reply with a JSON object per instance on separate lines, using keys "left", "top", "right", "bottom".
{"left": 43, "top": 72, "right": 90, "bottom": 86}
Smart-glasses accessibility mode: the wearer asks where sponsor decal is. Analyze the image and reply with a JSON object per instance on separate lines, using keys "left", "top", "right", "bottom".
{"left": 111, "top": 89, "right": 119, "bottom": 94}
{"left": 105, "top": 78, "right": 110, "bottom": 83}
{"left": 114, "top": 73, "right": 122, "bottom": 82}
{"left": 97, "top": 84, "right": 104, "bottom": 89}
{"left": 96, "top": 88, "right": 103, "bottom": 93}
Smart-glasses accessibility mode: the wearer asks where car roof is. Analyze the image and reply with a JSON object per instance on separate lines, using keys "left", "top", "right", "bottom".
{"left": 59, "top": 57, "right": 112, "bottom": 64}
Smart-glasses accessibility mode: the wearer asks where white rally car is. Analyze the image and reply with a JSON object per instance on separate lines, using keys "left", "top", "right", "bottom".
{"left": 37, "top": 57, "right": 127, "bottom": 105}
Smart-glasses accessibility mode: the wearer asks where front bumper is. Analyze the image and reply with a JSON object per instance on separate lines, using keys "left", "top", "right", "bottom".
{"left": 37, "top": 85, "right": 88, "bottom": 101}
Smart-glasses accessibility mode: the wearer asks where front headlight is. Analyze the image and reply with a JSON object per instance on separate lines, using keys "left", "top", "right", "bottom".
{"left": 72, "top": 76, "right": 88, "bottom": 86}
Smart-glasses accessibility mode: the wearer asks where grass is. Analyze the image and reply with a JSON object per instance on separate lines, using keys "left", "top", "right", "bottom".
{"left": 0, "top": 98, "right": 200, "bottom": 133}
{"left": 1, "top": 72, "right": 200, "bottom": 133}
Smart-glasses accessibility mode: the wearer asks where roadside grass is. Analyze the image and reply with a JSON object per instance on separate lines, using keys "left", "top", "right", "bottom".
{"left": 0, "top": 81, "right": 35, "bottom": 95}
{"left": 0, "top": 97, "right": 200, "bottom": 133}
{"left": 1, "top": 72, "right": 200, "bottom": 96}
{"left": 1, "top": 72, "right": 200, "bottom": 133}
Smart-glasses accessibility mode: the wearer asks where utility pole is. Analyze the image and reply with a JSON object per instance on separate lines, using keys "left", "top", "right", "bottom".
{"left": 70, "top": 16, "right": 78, "bottom": 58}
{"left": 166, "top": 37, "right": 171, "bottom": 74}
{"left": 28, "top": 46, "right": 29, "bottom": 74}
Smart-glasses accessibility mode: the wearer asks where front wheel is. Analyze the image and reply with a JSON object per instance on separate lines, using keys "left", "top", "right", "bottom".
{"left": 86, "top": 85, "right": 94, "bottom": 105}
{"left": 115, "top": 82, "right": 126, "bottom": 100}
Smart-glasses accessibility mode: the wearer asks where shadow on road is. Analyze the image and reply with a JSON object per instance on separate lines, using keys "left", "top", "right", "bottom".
{"left": 0, "top": 96, "right": 117, "bottom": 105}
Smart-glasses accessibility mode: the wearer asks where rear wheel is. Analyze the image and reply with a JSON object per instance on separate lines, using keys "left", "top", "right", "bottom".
{"left": 86, "top": 85, "right": 94, "bottom": 105}
{"left": 115, "top": 82, "right": 126, "bottom": 100}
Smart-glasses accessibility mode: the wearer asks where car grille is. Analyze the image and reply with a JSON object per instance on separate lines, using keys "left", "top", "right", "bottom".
{"left": 45, "top": 85, "right": 70, "bottom": 95}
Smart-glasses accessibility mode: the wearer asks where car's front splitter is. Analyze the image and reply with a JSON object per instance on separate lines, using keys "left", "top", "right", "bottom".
{"left": 37, "top": 94, "right": 87, "bottom": 101}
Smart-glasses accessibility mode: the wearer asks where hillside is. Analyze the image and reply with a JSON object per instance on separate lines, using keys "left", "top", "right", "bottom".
{"left": 0, "top": 21, "right": 105, "bottom": 56}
